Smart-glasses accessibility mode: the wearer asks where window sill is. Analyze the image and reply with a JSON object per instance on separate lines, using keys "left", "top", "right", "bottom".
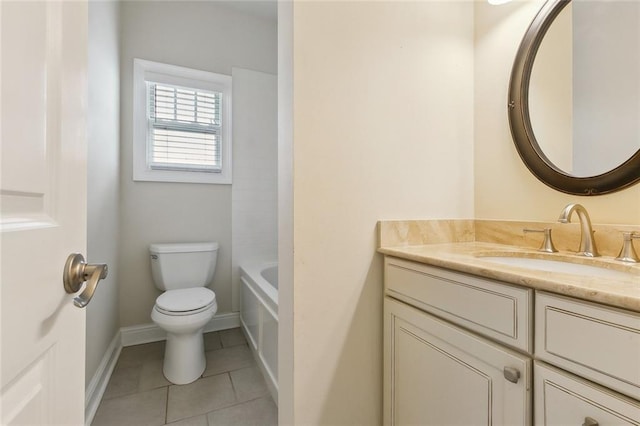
{"left": 133, "top": 167, "right": 232, "bottom": 185}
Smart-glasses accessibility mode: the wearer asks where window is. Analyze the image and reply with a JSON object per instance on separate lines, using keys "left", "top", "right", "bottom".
{"left": 133, "top": 59, "right": 232, "bottom": 184}
{"left": 148, "top": 83, "right": 222, "bottom": 172}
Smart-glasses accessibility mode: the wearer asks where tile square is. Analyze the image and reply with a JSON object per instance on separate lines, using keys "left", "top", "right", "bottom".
{"left": 203, "top": 344, "right": 254, "bottom": 377}
{"left": 116, "top": 341, "right": 165, "bottom": 369}
{"left": 230, "top": 366, "right": 269, "bottom": 402}
{"left": 166, "top": 373, "right": 236, "bottom": 423}
{"left": 206, "top": 397, "right": 277, "bottom": 426}
{"left": 103, "top": 365, "right": 142, "bottom": 400}
{"left": 203, "top": 331, "right": 222, "bottom": 352}
{"left": 139, "top": 358, "right": 171, "bottom": 392}
{"left": 219, "top": 328, "right": 247, "bottom": 348}
{"left": 92, "top": 387, "right": 167, "bottom": 426}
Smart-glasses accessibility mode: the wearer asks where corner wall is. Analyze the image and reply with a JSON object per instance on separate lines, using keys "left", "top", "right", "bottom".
{"left": 290, "top": 2, "right": 475, "bottom": 423}
{"left": 86, "top": 0, "right": 121, "bottom": 387}
{"left": 118, "top": 1, "right": 277, "bottom": 326}
{"left": 474, "top": 0, "right": 640, "bottom": 224}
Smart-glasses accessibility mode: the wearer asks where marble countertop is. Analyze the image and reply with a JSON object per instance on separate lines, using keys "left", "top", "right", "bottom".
{"left": 378, "top": 242, "right": 640, "bottom": 312}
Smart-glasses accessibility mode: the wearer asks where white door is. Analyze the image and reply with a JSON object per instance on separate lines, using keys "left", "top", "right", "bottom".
{"left": 1, "top": 1, "right": 89, "bottom": 424}
{"left": 384, "top": 297, "right": 532, "bottom": 426}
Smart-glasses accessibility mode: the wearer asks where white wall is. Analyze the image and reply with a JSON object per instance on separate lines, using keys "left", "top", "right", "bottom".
{"left": 231, "top": 68, "right": 278, "bottom": 311}
{"left": 86, "top": 0, "right": 120, "bottom": 387}
{"left": 289, "top": 2, "right": 475, "bottom": 423}
{"left": 277, "top": 2, "right": 294, "bottom": 422}
{"left": 118, "top": 1, "right": 277, "bottom": 326}
{"left": 474, "top": 0, "right": 640, "bottom": 224}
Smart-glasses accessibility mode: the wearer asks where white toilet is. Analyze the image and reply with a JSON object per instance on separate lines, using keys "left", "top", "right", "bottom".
{"left": 149, "top": 242, "right": 219, "bottom": 385}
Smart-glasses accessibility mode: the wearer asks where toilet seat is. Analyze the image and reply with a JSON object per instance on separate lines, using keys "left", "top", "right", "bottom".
{"left": 155, "top": 288, "right": 216, "bottom": 316}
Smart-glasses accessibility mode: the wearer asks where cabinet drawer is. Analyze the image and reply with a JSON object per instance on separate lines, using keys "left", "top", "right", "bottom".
{"left": 534, "top": 361, "right": 640, "bottom": 425}
{"left": 385, "top": 256, "right": 533, "bottom": 352}
{"left": 535, "top": 292, "right": 640, "bottom": 401}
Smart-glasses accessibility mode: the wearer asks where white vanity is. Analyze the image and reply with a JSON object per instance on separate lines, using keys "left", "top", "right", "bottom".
{"left": 380, "top": 230, "right": 640, "bottom": 426}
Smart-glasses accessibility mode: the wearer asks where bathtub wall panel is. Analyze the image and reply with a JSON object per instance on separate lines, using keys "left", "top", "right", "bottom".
{"left": 240, "top": 278, "right": 260, "bottom": 350}
{"left": 262, "top": 310, "right": 279, "bottom": 382}
{"left": 240, "top": 271, "right": 279, "bottom": 402}
{"left": 231, "top": 69, "right": 278, "bottom": 312}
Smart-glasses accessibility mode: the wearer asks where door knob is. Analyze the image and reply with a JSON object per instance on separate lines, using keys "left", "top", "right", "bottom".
{"left": 503, "top": 367, "right": 521, "bottom": 384}
{"left": 63, "top": 253, "right": 108, "bottom": 308}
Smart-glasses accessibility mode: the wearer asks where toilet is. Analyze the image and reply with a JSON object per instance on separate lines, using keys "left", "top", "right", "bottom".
{"left": 149, "top": 242, "right": 219, "bottom": 385}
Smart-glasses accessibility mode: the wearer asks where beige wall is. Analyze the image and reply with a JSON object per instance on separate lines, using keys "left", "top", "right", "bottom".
{"left": 118, "top": 1, "right": 277, "bottom": 326}
{"left": 474, "top": 0, "right": 640, "bottom": 225}
{"left": 291, "top": 2, "right": 475, "bottom": 423}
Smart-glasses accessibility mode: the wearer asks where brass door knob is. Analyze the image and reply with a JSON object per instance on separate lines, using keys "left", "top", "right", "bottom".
{"left": 63, "top": 253, "right": 108, "bottom": 308}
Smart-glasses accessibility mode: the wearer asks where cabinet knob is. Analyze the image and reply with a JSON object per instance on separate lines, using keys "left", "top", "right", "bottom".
{"left": 582, "top": 417, "right": 598, "bottom": 426}
{"left": 503, "top": 367, "right": 520, "bottom": 383}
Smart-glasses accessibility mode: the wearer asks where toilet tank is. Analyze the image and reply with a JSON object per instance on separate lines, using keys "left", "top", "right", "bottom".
{"left": 149, "top": 242, "right": 218, "bottom": 291}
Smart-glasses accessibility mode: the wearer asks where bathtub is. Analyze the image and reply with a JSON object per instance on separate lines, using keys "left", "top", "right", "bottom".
{"left": 239, "top": 261, "right": 278, "bottom": 403}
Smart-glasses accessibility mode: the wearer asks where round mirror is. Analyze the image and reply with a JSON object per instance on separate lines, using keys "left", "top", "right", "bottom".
{"left": 509, "top": 0, "right": 640, "bottom": 195}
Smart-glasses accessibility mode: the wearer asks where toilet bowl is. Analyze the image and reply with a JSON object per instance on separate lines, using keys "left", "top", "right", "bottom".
{"left": 151, "top": 288, "right": 217, "bottom": 384}
{"left": 149, "top": 242, "right": 219, "bottom": 385}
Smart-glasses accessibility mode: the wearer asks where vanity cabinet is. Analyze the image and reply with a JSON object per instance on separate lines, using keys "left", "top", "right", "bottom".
{"left": 384, "top": 257, "right": 533, "bottom": 425}
{"left": 383, "top": 256, "right": 640, "bottom": 426}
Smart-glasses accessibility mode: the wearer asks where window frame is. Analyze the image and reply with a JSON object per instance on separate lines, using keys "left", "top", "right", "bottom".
{"left": 133, "top": 59, "right": 232, "bottom": 184}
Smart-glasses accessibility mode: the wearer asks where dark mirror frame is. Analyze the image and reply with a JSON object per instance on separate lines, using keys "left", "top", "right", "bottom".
{"left": 508, "top": 0, "right": 640, "bottom": 195}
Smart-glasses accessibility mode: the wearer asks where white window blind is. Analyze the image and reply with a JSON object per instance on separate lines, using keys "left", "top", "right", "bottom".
{"left": 147, "top": 82, "right": 223, "bottom": 172}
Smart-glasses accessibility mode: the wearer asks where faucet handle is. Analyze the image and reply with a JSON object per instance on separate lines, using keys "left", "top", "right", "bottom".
{"left": 615, "top": 231, "right": 640, "bottom": 263}
{"left": 523, "top": 228, "right": 558, "bottom": 253}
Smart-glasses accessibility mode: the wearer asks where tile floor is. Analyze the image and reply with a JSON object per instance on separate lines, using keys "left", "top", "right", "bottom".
{"left": 92, "top": 328, "right": 277, "bottom": 426}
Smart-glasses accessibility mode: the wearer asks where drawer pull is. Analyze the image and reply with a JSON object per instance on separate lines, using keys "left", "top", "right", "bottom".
{"left": 582, "top": 417, "right": 598, "bottom": 426}
{"left": 503, "top": 367, "right": 520, "bottom": 383}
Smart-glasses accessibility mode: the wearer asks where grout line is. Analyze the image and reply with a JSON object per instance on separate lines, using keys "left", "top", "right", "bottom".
{"left": 164, "top": 411, "right": 207, "bottom": 426}
{"left": 227, "top": 371, "right": 239, "bottom": 402}
{"left": 164, "top": 385, "right": 170, "bottom": 425}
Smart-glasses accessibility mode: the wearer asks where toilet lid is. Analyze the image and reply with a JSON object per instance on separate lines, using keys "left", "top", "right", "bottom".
{"left": 156, "top": 288, "right": 216, "bottom": 313}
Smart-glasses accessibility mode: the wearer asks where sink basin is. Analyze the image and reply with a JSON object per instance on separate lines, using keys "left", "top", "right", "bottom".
{"left": 479, "top": 256, "right": 636, "bottom": 280}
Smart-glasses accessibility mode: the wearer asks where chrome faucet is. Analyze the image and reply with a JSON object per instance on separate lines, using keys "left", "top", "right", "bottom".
{"left": 615, "top": 232, "right": 640, "bottom": 263}
{"left": 558, "top": 203, "right": 600, "bottom": 257}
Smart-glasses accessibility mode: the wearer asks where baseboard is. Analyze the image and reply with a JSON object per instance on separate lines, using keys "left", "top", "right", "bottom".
{"left": 120, "top": 312, "right": 241, "bottom": 347}
{"left": 85, "top": 331, "right": 122, "bottom": 426}
{"left": 120, "top": 322, "right": 166, "bottom": 347}
{"left": 203, "top": 311, "right": 241, "bottom": 334}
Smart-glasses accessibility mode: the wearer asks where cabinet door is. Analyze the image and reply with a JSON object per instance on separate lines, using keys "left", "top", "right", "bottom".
{"left": 384, "top": 297, "right": 531, "bottom": 426}
{"left": 534, "top": 362, "right": 640, "bottom": 426}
